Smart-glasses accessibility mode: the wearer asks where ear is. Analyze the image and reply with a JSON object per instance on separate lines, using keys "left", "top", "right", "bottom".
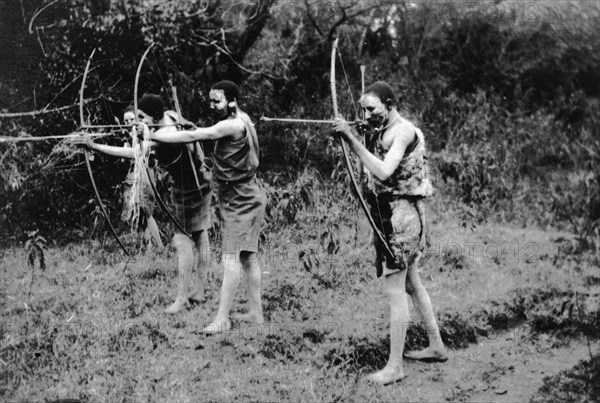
{"left": 385, "top": 98, "right": 393, "bottom": 109}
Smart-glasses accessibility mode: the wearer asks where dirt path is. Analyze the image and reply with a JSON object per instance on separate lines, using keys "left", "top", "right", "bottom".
{"left": 400, "top": 327, "right": 597, "bottom": 402}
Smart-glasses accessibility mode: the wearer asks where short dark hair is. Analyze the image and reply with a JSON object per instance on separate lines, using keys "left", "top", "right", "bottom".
{"left": 211, "top": 80, "right": 240, "bottom": 103}
{"left": 364, "top": 81, "right": 395, "bottom": 107}
{"left": 123, "top": 104, "right": 134, "bottom": 115}
{"left": 137, "top": 94, "right": 164, "bottom": 122}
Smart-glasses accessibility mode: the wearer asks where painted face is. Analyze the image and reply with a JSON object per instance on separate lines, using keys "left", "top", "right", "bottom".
{"left": 209, "top": 89, "right": 228, "bottom": 118}
{"left": 359, "top": 93, "right": 389, "bottom": 128}
{"left": 123, "top": 111, "right": 135, "bottom": 126}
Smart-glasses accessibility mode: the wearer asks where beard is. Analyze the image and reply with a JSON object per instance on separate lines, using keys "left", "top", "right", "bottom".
{"left": 210, "top": 105, "right": 234, "bottom": 121}
{"left": 367, "top": 115, "right": 384, "bottom": 129}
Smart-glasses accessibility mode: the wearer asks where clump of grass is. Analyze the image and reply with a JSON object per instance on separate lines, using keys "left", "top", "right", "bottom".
{"left": 322, "top": 336, "right": 388, "bottom": 375}
{"left": 483, "top": 288, "right": 557, "bottom": 330}
{"left": 262, "top": 283, "right": 305, "bottom": 321}
{"left": 258, "top": 327, "right": 324, "bottom": 364}
{"left": 404, "top": 314, "right": 479, "bottom": 352}
{"left": 438, "top": 314, "right": 479, "bottom": 348}
{"left": 531, "top": 355, "right": 600, "bottom": 403}
{"left": 259, "top": 334, "right": 300, "bottom": 362}
{"left": 530, "top": 309, "right": 600, "bottom": 340}
{"left": 476, "top": 287, "right": 600, "bottom": 343}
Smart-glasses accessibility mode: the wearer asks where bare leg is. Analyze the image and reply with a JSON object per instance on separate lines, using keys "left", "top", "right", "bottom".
{"left": 165, "top": 233, "right": 193, "bottom": 314}
{"left": 404, "top": 253, "right": 448, "bottom": 362}
{"left": 364, "top": 269, "right": 409, "bottom": 385}
{"left": 189, "top": 230, "right": 210, "bottom": 303}
{"left": 142, "top": 227, "right": 152, "bottom": 250}
{"left": 231, "top": 251, "right": 264, "bottom": 324}
{"left": 201, "top": 252, "right": 239, "bottom": 333}
{"left": 145, "top": 215, "right": 163, "bottom": 248}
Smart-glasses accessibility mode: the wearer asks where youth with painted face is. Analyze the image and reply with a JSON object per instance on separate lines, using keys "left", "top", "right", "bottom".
{"left": 76, "top": 95, "right": 213, "bottom": 314}
{"left": 120, "top": 105, "right": 163, "bottom": 250}
{"left": 150, "top": 81, "right": 267, "bottom": 334}
{"left": 333, "top": 81, "right": 447, "bottom": 385}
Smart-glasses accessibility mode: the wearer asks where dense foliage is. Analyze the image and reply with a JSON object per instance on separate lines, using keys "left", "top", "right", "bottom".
{"left": 1, "top": 0, "right": 598, "bottom": 249}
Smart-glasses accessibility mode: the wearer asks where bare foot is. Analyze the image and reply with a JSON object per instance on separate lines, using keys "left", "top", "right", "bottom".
{"left": 364, "top": 366, "right": 406, "bottom": 385}
{"left": 164, "top": 298, "right": 189, "bottom": 314}
{"left": 201, "top": 319, "right": 232, "bottom": 334}
{"left": 404, "top": 347, "right": 448, "bottom": 362}
{"left": 231, "top": 312, "right": 264, "bottom": 325}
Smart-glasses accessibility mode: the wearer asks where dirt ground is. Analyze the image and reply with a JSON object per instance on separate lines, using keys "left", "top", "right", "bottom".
{"left": 397, "top": 330, "right": 597, "bottom": 402}
{"left": 1, "top": 218, "right": 598, "bottom": 402}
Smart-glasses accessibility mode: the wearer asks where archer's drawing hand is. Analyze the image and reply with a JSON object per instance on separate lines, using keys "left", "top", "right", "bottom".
{"left": 69, "top": 133, "right": 94, "bottom": 148}
{"left": 332, "top": 117, "right": 353, "bottom": 142}
{"left": 178, "top": 117, "right": 197, "bottom": 130}
{"left": 133, "top": 122, "right": 150, "bottom": 140}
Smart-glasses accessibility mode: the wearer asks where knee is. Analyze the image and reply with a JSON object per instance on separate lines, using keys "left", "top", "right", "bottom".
{"left": 221, "top": 252, "right": 239, "bottom": 269}
{"left": 193, "top": 231, "right": 210, "bottom": 256}
{"left": 383, "top": 285, "right": 406, "bottom": 305}
{"left": 173, "top": 233, "right": 193, "bottom": 253}
{"left": 383, "top": 271, "right": 407, "bottom": 297}
{"left": 382, "top": 283, "right": 400, "bottom": 299}
{"left": 239, "top": 251, "right": 258, "bottom": 267}
{"left": 192, "top": 230, "right": 206, "bottom": 245}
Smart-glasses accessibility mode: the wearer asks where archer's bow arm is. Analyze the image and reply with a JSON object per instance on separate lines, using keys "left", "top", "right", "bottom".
{"left": 333, "top": 119, "right": 413, "bottom": 182}
{"left": 150, "top": 119, "right": 243, "bottom": 143}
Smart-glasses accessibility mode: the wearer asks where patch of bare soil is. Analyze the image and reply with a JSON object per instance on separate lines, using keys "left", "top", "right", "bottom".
{"left": 398, "top": 327, "right": 598, "bottom": 402}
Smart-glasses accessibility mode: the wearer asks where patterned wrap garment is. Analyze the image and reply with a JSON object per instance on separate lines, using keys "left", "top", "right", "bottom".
{"left": 364, "top": 118, "right": 433, "bottom": 277}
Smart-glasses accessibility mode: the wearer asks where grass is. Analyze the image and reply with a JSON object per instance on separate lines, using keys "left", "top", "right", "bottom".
{"left": 1, "top": 190, "right": 598, "bottom": 401}
{"left": 531, "top": 355, "right": 600, "bottom": 403}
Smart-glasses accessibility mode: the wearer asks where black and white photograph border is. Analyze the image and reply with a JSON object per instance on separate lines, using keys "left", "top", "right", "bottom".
{"left": 1, "top": 1, "right": 598, "bottom": 402}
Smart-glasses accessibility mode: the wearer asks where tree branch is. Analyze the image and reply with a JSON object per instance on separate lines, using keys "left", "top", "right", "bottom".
{"left": 0, "top": 97, "right": 101, "bottom": 118}
{"left": 304, "top": 0, "right": 324, "bottom": 38}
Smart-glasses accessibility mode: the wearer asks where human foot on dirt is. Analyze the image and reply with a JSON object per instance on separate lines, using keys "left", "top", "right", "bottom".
{"left": 201, "top": 319, "right": 232, "bottom": 334}
{"left": 403, "top": 347, "right": 448, "bottom": 362}
{"left": 164, "top": 298, "right": 189, "bottom": 314}
{"left": 363, "top": 367, "right": 406, "bottom": 385}
{"left": 231, "top": 311, "right": 264, "bottom": 325}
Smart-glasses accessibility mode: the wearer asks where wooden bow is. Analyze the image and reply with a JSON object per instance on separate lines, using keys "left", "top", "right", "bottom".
{"left": 79, "top": 49, "right": 130, "bottom": 255}
{"left": 329, "top": 38, "right": 396, "bottom": 262}
{"left": 133, "top": 44, "right": 192, "bottom": 238}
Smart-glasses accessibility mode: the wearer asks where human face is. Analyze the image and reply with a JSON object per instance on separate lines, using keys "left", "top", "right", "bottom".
{"left": 136, "top": 109, "right": 155, "bottom": 125}
{"left": 359, "top": 93, "right": 389, "bottom": 129}
{"left": 209, "top": 89, "right": 229, "bottom": 119}
{"left": 123, "top": 111, "right": 135, "bottom": 126}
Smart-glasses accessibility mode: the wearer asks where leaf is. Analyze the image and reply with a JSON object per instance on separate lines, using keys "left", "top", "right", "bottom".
{"left": 320, "top": 231, "right": 329, "bottom": 247}
{"left": 303, "top": 259, "right": 311, "bottom": 273}
{"left": 568, "top": 303, "right": 574, "bottom": 319}
{"left": 327, "top": 240, "right": 336, "bottom": 255}
{"left": 559, "top": 299, "right": 569, "bottom": 315}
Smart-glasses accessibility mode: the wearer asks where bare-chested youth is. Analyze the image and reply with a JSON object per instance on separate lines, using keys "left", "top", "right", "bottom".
{"left": 333, "top": 81, "right": 448, "bottom": 385}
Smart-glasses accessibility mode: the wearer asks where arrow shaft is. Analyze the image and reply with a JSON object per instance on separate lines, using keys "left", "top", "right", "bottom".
{"left": 260, "top": 116, "right": 360, "bottom": 125}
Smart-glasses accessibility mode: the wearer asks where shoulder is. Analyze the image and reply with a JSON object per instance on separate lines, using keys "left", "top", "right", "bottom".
{"left": 237, "top": 111, "right": 253, "bottom": 124}
{"left": 215, "top": 115, "right": 246, "bottom": 136}
{"left": 164, "top": 110, "right": 179, "bottom": 122}
{"left": 388, "top": 119, "right": 415, "bottom": 142}
{"left": 395, "top": 118, "right": 416, "bottom": 136}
